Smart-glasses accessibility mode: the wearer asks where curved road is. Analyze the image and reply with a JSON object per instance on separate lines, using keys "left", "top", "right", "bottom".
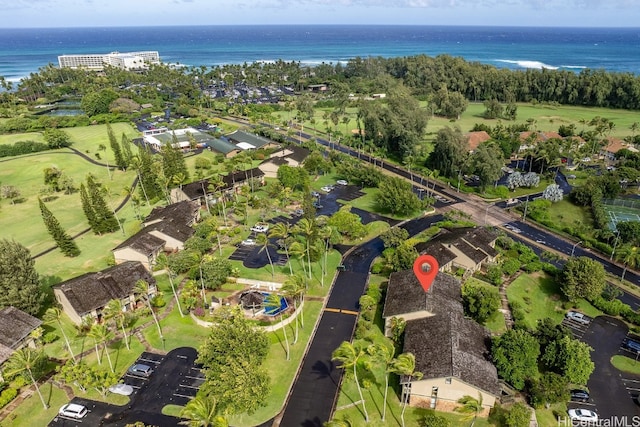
{"left": 278, "top": 215, "right": 442, "bottom": 426}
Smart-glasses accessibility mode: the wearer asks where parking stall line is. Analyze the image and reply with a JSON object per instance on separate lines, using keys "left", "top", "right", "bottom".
{"left": 173, "top": 392, "right": 196, "bottom": 399}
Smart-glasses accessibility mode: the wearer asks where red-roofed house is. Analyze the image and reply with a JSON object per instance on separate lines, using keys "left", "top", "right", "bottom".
{"left": 466, "top": 131, "right": 492, "bottom": 153}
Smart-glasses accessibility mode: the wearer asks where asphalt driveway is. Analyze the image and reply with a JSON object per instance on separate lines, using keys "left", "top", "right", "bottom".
{"left": 578, "top": 316, "right": 640, "bottom": 421}
{"left": 49, "top": 347, "right": 202, "bottom": 427}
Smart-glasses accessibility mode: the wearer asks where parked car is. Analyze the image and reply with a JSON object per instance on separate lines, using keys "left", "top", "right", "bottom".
{"left": 313, "top": 201, "right": 323, "bottom": 209}
{"left": 128, "top": 363, "right": 153, "bottom": 377}
{"left": 240, "top": 238, "right": 256, "bottom": 246}
{"left": 570, "top": 389, "right": 590, "bottom": 402}
{"left": 292, "top": 208, "right": 304, "bottom": 216}
{"left": 623, "top": 338, "right": 640, "bottom": 353}
{"left": 109, "top": 383, "right": 134, "bottom": 396}
{"left": 250, "top": 223, "right": 269, "bottom": 233}
{"left": 320, "top": 185, "right": 334, "bottom": 192}
{"left": 310, "top": 191, "right": 320, "bottom": 198}
{"left": 336, "top": 179, "right": 348, "bottom": 186}
{"left": 568, "top": 408, "right": 598, "bottom": 423}
{"left": 59, "top": 403, "right": 88, "bottom": 419}
{"left": 566, "top": 311, "right": 590, "bottom": 325}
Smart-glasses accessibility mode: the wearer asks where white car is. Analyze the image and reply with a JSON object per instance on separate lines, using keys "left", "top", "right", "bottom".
{"left": 59, "top": 403, "right": 88, "bottom": 419}
{"left": 250, "top": 223, "right": 269, "bottom": 233}
{"left": 240, "top": 238, "right": 256, "bottom": 246}
{"left": 568, "top": 408, "right": 598, "bottom": 423}
{"left": 566, "top": 311, "right": 590, "bottom": 325}
{"left": 109, "top": 383, "right": 134, "bottom": 396}
{"left": 336, "top": 179, "right": 348, "bottom": 186}
{"left": 321, "top": 185, "right": 334, "bottom": 192}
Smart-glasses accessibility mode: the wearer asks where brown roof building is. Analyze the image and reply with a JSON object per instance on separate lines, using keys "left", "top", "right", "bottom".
{"left": 466, "top": 131, "right": 492, "bottom": 153}
{"left": 0, "top": 307, "right": 42, "bottom": 365}
{"left": 53, "top": 261, "right": 156, "bottom": 325}
{"left": 382, "top": 269, "right": 499, "bottom": 415}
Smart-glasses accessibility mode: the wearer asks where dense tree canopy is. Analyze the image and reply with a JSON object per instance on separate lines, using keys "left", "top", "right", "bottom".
{"left": 561, "top": 256, "right": 606, "bottom": 302}
{"left": 492, "top": 329, "right": 540, "bottom": 390}
{"left": 429, "top": 126, "right": 468, "bottom": 179}
{"left": 0, "top": 239, "right": 45, "bottom": 315}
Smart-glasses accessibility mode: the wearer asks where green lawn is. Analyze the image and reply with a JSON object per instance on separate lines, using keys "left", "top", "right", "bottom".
{"left": 506, "top": 273, "right": 567, "bottom": 329}
{"left": 611, "top": 355, "right": 640, "bottom": 375}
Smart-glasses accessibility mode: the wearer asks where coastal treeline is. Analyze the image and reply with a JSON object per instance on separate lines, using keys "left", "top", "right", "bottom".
{"left": 3, "top": 53, "right": 640, "bottom": 121}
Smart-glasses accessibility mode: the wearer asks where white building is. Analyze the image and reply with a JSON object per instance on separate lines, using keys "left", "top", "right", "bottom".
{"left": 58, "top": 51, "right": 160, "bottom": 71}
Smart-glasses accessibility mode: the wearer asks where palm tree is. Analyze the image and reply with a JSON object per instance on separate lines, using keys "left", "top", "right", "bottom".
{"left": 88, "top": 323, "right": 114, "bottom": 372}
{"left": 456, "top": 393, "right": 484, "bottom": 427}
{"left": 179, "top": 395, "right": 228, "bottom": 427}
{"left": 256, "top": 233, "right": 275, "bottom": 279}
{"left": 269, "top": 222, "right": 294, "bottom": 275}
{"left": 368, "top": 339, "right": 396, "bottom": 422}
{"left": 282, "top": 273, "right": 306, "bottom": 342}
{"left": 265, "top": 293, "right": 290, "bottom": 361}
{"left": 332, "top": 341, "right": 369, "bottom": 423}
{"left": 4, "top": 348, "right": 48, "bottom": 409}
{"left": 156, "top": 253, "right": 184, "bottom": 317}
{"left": 294, "top": 218, "right": 316, "bottom": 280}
{"left": 323, "top": 417, "right": 353, "bottom": 427}
{"left": 134, "top": 279, "right": 164, "bottom": 341}
{"left": 391, "top": 352, "right": 423, "bottom": 427}
{"left": 103, "top": 299, "right": 131, "bottom": 350}
{"left": 43, "top": 307, "right": 76, "bottom": 361}
{"left": 129, "top": 156, "right": 150, "bottom": 206}
{"left": 616, "top": 244, "right": 640, "bottom": 283}
{"left": 289, "top": 241, "right": 308, "bottom": 283}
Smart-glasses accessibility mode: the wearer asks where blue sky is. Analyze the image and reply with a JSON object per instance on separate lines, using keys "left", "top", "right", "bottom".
{"left": 2, "top": 0, "right": 640, "bottom": 28}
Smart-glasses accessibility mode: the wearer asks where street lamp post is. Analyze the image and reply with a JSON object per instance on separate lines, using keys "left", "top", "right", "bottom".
{"left": 571, "top": 240, "right": 582, "bottom": 257}
{"left": 457, "top": 170, "right": 462, "bottom": 193}
{"left": 522, "top": 195, "right": 530, "bottom": 222}
{"left": 417, "top": 188, "right": 424, "bottom": 200}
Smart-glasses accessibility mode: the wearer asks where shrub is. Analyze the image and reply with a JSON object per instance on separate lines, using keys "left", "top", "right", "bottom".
{"left": 151, "top": 294, "right": 166, "bottom": 308}
{"left": 42, "top": 332, "right": 58, "bottom": 344}
{"left": 0, "top": 387, "right": 18, "bottom": 409}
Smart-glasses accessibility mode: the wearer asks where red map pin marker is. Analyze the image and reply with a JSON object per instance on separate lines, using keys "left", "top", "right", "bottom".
{"left": 413, "top": 254, "right": 439, "bottom": 293}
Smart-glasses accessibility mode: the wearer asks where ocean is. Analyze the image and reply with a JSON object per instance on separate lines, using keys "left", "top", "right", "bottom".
{"left": 1, "top": 25, "right": 640, "bottom": 83}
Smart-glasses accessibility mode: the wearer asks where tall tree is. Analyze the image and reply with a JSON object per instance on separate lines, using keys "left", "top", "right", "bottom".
{"left": 161, "top": 141, "right": 190, "bottom": 187}
{"left": 281, "top": 273, "right": 305, "bottom": 341}
{"left": 471, "top": 142, "right": 504, "bottom": 190}
{"left": 561, "top": 256, "right": 606, "bottom": 302}
{"left": 256, "top": 233, "right": 275, "bottom": 279}
{"left": 4, "top": 348, "right": 48, "bottom": 409}
{"left": 38, "top": 198, "right": 80, "bottom": 257}
{"left": 332, "top": 340, "right": 370, "bottom": 423}
{"left": 106, "top": 124, "right": 126, "bottom": 170}
{"left": 456, "top": 393, "right": 483, "bottom": 427}
{"left": 86, "top": 174, "right": 119, "bottom": 234}
{"left": 368, "top": 339, "right": 396, "bottom": 422}
{"left": 391, "top": 352, "right": 423, "bottom": 427}
{"left": 429, "top": 126, "right": 468, "bottom": 179}
{"left": 43, "top": 307, "right": 76, "bottom": 361}
{"left": 0, "top": 239, "right": 45, "bottom": 315}
{"left": 134, "top": 279, "right": 163, "bottom": 341}
{"left": 492, "top": 329, "right": 540, "bottom": 390}
{"left": 120, "top": 133, "right": 134, "bottom": 167}
{"left": 180, "top": 396, "right": 228, "bottom": 427}
{"left": 79, "top": 183, "right": 99, "bottom": 231}
{"left": 103, "top": 299, "right": 131, "bottom": 350}
{"left": 264, "top": 293, "right": 290, "bottom": 361}
{"left": 616, "top": 244, "right": 640, "bottom": 283}
{"left": 269, "top": 222, "right": 294, "bottom": 275}
{"left": 88, "top": 323, "right": 114, "bottom": 372}
{"left": 155, "top": 253, "right": 184, "bottom": 317}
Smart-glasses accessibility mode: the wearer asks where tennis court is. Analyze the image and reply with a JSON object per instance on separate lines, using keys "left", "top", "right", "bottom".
{"left": 603, "top": 204, "right": 640, "bottom": 231}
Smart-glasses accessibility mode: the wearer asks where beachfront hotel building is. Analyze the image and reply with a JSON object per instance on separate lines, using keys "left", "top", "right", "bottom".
{"left": 58, "top": 51, "right": 160, "bottom": 71}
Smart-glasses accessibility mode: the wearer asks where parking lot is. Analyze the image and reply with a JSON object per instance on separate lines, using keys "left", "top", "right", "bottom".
{"left": 49, "top": 347, "right": 203, "bottom": 426}
{"left": 577, "top": 316, "right": 640, "bottom": 421}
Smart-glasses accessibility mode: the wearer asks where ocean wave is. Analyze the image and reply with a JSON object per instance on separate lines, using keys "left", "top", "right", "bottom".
{"left": 496, "top": 59, "right": 558, "bottom": 70}
{"left": 560, "top": 65, "right": 587, "bottom": 69}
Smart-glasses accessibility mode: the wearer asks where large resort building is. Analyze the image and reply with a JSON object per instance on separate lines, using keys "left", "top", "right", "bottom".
{"left": 58, "top": 51, "right": 160, "bottom": 71}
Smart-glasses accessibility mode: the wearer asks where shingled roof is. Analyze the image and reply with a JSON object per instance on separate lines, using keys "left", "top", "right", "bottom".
{"left": 222, "top": 168, "right": 265, "bottom": 186}
{"left": 144, "top": 200, "right": 200, "bottom": 227}
{"left": 54, "top": 261, "right": 155, "bottom": 317}
{"left": 0, "top": 306, "right": 42, "bottom": 350}
{"left": 113, "top": 231, "right": 165, "bottom": 253}
{"left": 403, "top": 312, "right": 500, "bottom": 397}
{"left": 382, "top": 270, "right": 462, "bottom": 319}
{"left": 415, "top": 227, "right": 498, "bottom": 265}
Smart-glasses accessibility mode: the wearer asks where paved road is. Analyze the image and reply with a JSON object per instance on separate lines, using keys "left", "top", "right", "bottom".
{"left": 577, "top": 316, "right": 640, "bottom": 421}
{"left": 278, "top": 215, "right": 442, "bottom": 426}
